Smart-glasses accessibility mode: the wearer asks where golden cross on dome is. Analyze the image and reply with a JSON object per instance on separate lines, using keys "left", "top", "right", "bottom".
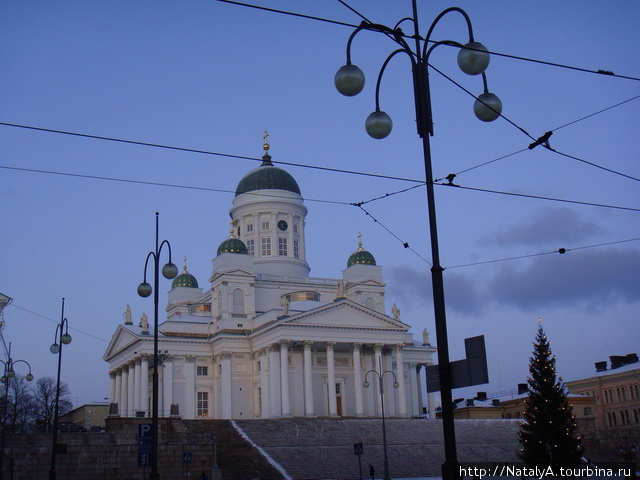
{"left": 263, "top": 130, "right": 270, "bottom": 154}
{"left": 357, "top": 232, "right": 363, "bottom": 250}
{"left": 182, "top": 256, "right": 188, "bottom": 274}
{"left": 230, "top": 219, "right": 237, "bottom": 238}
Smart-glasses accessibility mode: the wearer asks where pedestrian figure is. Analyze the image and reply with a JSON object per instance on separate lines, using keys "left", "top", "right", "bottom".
{"left": 369, "top": 464, "right": 375, "bottom": 480}
{"left": 198, "top": 472, "right": 206, "bottom": 480}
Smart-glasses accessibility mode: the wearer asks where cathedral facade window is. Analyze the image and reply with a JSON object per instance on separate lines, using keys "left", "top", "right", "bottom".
{"left": 261, "top": 237, "right": 271, "bottom": 256}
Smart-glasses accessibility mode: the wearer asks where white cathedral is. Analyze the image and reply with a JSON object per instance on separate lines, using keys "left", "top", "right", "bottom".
{"left": 104, "top": 139, "right": 436, "bottom": 420}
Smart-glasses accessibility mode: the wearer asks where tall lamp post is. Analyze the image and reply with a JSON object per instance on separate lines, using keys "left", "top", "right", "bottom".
{"left": 335, "top": 2, "right": 501, "bottom": 479}
{"left": 363, "top": 358, "right": 399, "bottom": 480}
{"left": 49, "top": 298, "right": 72, "bottom": 480}
{"left": 137, "top": 212, "right": 178, "bottom": 480}
{"left": 0, "top": 343, "right": 33, "bottom": 480}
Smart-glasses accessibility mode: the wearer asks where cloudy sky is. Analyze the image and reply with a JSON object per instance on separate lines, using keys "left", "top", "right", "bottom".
{"left": 1, "top": 0, "right": 638, "bottom": 407}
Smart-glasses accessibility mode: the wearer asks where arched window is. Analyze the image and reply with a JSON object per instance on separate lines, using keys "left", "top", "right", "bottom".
{"left": 233, "top": 288, "right": 245, "bottom": 314}
{"left": 365, "top": 297, "right": 376, "bottom": 311}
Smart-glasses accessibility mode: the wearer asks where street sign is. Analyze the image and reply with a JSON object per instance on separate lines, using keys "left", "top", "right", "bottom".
{"left": 138, "top": 423, "right": 153, "bottom": 467}
{"left": 426, "top": 335, "right": 489, "bottom": 392}
{"left": 183, "top": 452, "right": 193, "bottom": 464}
{"left": 138, "top": 452, "right": 151, "bottom": 467}
{"left": 353, "top": 442, "right": 364, "bottom": 456}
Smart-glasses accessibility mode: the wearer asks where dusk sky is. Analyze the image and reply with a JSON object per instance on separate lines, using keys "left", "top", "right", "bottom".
{"left": 1, "top": 0, "right": 638, "bottom": 407}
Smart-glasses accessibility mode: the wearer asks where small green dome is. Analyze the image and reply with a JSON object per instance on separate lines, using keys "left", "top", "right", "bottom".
{"left": 235, "top": 154, "right": 301, "bottom": 197}
{"left": 217, "top": 237, "right": 249, "bottom": 256}
{"left": 172, "top": 258, "right": 199, "bottom": 288}
{"left": 347, "top": 234, "right": 376, "bottom": 267}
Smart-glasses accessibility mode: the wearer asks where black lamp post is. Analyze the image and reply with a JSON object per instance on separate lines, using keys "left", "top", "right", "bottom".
{"left": 363, "top": 357, "right": 399, "bottom": 480}
{"left": 0, "top": 343, "right": 33, "bottom": 480}
{"left": 335, "top": 3, "right": 501, "bottom": 479}
{"left": 137, "top": 212, "right": 178, "bottom": 480}
{"left": 49, "top": 298, "right": 72, "bottom": 480}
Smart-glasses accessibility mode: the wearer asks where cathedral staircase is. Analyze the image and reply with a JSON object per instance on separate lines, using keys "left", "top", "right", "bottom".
{"left": 234, "top": 417, "right": 522, "bottom": 479}
{"left": 2, "top": 417, "right": 521, "bottom": 479}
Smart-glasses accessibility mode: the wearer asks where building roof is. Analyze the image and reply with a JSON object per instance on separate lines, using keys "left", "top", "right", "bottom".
{"left": 347, "top": 234, "right": 376, "bottom": 267}
{"left": 171, "top": 258, "right": 199, "bottom": 288}
{"left": 235, "top": 153, "right": 301, "bottom": 197}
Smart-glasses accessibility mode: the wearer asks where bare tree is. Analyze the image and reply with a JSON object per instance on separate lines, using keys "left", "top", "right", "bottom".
{"left": 32, "top": 377, "right": 72, "bottom": 433}
{"left": 9, "top": 375, "right": 36, "bottom": 432}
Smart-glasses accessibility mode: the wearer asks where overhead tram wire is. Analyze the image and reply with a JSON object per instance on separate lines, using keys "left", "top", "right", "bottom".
{"left": 2, "top": 123, "right": 638, "bottom": 212}
{"left": 9, "top": 303, "right": 110, "bottom": 344}
{"left": 448, "top": 94, "right": 640, "bottom": 179}
{"left": 214, "top": 0, "right": 640, "bottom": 83}
{"left": 0, "top": 122, "right": 425, "bottom": 185}
{"left": 0, "top": 165, "right": 350, "bottom": 206}
{"left": 428, "top": 65, "right": 640, "bottom": 184}
{"left": 446, "top": 237, "right": 640, "bottom": 270}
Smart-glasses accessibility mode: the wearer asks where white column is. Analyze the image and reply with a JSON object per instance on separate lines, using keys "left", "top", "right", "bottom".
{"left": 394, "top": 345, "right": 407, "bottom": 417}
{"left": 140, "top": 355, "right": 149, "bottom": 416}
{"left": 185, "top": 356, "right": 196, "bottom": 419}
{"left": 303, "top": 340, "right": 315, "bottom": 417}
{"left": 409, "top": 362, "right": 419, "bottom": 417}
{"left": 287, "top": 213, "right": 294, "bottom": 258}
{"left": 114, "top": 371, "right": 122, "bottom": 414}
{"left": 127, "top": 362, "right": 136, "bottom": 417}
{"left": 120, "top": 367, "right": 129, "bottom": 417}
{"left": 259, "top": 349, "right": 269, "bottom": 418}
{"left": 326, "top": 342, "right": 338, "bottom": 417}
{"left": 220, "top": 353, "right": 232, "bottom": 419}
{"left": 163, "top": 357, "right": 173, "bottom": 416}
{"left": 268, "top": 345, "right": 281, "bottom": 418}
{"left": 279, "top": 340, "right": 291, "bottom": 417}
{"left": 109, "top": 373, "right": 116, "bottom": 403}
{"left": 374, "top": 344, "right": 384, "bottom": 415}
{"left": 352, "top": 343, "right": 364, "bottom": 417}
{"left": 133, "top": 359, "right": 141, "bottom": 414}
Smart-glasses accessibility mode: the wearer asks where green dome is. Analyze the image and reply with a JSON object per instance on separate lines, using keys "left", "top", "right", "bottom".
{"left": 235, "top": 154, "right": 301, "bottom": 197}
{"left": 172, "top": 259, "right": 199, "bottom": 288}
{"left": 347, "top": 235, "right": 376, "bottom": 267}
{"left": 217, "top": 237, "right": 249, "bottom": 256}
{"left": 347, "top": 249, "right": 377, "bottom": 267}
{"left": 172, "top": 272, "right": 199, "bottom": 288}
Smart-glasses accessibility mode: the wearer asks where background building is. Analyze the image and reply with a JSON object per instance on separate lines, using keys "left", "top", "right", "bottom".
{"left": 103, "top": 140, "right": 435, "bottom": 420}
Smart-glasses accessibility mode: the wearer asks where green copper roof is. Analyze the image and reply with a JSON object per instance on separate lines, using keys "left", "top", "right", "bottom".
{"left": 235, "top": 154, "right": 301, "bottom": 197}
{"left": 347, "top": 249, "right": 377, "bottom": 267}
{"left": 172, "top": 259, "right": 199, "bottom": 288}
{"left": 172, "top": 272, "right": 199, "bottom": 288}
{"left": 217, "top": 237, "right": 249, "bottom": 256}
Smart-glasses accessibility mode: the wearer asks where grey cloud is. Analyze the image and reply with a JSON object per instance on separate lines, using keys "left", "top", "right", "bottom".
{"left": 481, "top": 207, "right": 602, "bottom": 248}
{"left": 387, "top": 246, "right": 639, "bottom": 314}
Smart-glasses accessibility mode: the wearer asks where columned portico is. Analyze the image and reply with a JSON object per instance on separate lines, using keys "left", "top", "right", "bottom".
{"left": 185, "top": 355, "right": 196, "bottom": 419}
{"left": 326, "top": 342, "right": 338, "bottom": 417}
{"left": 259, "top": 349, "right": 269, "bottom": 418}
{"left": 220, "top": 353, "right": 232, "bottom": 419}
{"left": 279, "top": 340, "right": 292, "bottom": 417}
{"left": 120, "top": 366, "right": 129, "bottom": 416}
{"left": 303, "top": 340, "right": 314, "bottom": 417}
{"left": 374, "top": 344, "right": 384, "bottom": 415}
{"left": 162, "top": 356, "right": 173, "bottom": 416}
{"left": 127, "top": 361, "right": 136, "bottom": 417}
{"left": 268, "top": 344, "right": 281, "bottom": 418}
{"left": 352, "top": 343, "right": 364, "bottom": 416}
{"left": 140, "top": 355, "right": 149, "bottom": 416}
{"left": 394, "top": 345, "right": 407, "bottom": 417}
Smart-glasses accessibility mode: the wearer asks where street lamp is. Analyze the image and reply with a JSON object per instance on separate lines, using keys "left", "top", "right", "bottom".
{"left": 334, "top": 0, "right": 502, "bottom": 480}
{"left": 0, "top": 343, "right": 33, "bottom": 480}
{"left": 49, "top": 298, "right": 72, "bottom": 480}
{"left": 363, "top": 358, "right": 399, "bottom": 480}
{"left": 335, "top": 3, "right": 501, "bottom": 479}
{"left": 137, "top": 212, "right": 178, "bottom": 480}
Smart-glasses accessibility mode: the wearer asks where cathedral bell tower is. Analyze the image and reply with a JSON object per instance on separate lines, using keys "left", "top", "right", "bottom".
{"left": 229, "top": 134, "right": 310, "bottom": 277}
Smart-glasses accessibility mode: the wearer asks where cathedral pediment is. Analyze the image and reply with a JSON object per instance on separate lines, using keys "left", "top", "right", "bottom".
{"left": 209, "top": 268, "right": 255, "bottom": 283}
{"left": 103, "top": 325, "right": 141, "bottom": 361}
{"left": 277, "top": 298, "right": 408, "bottom": 331}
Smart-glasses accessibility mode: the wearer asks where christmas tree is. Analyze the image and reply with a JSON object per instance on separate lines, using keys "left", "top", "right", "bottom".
{"left": 519, "top": 323, "right": 583, "bottom": 469}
